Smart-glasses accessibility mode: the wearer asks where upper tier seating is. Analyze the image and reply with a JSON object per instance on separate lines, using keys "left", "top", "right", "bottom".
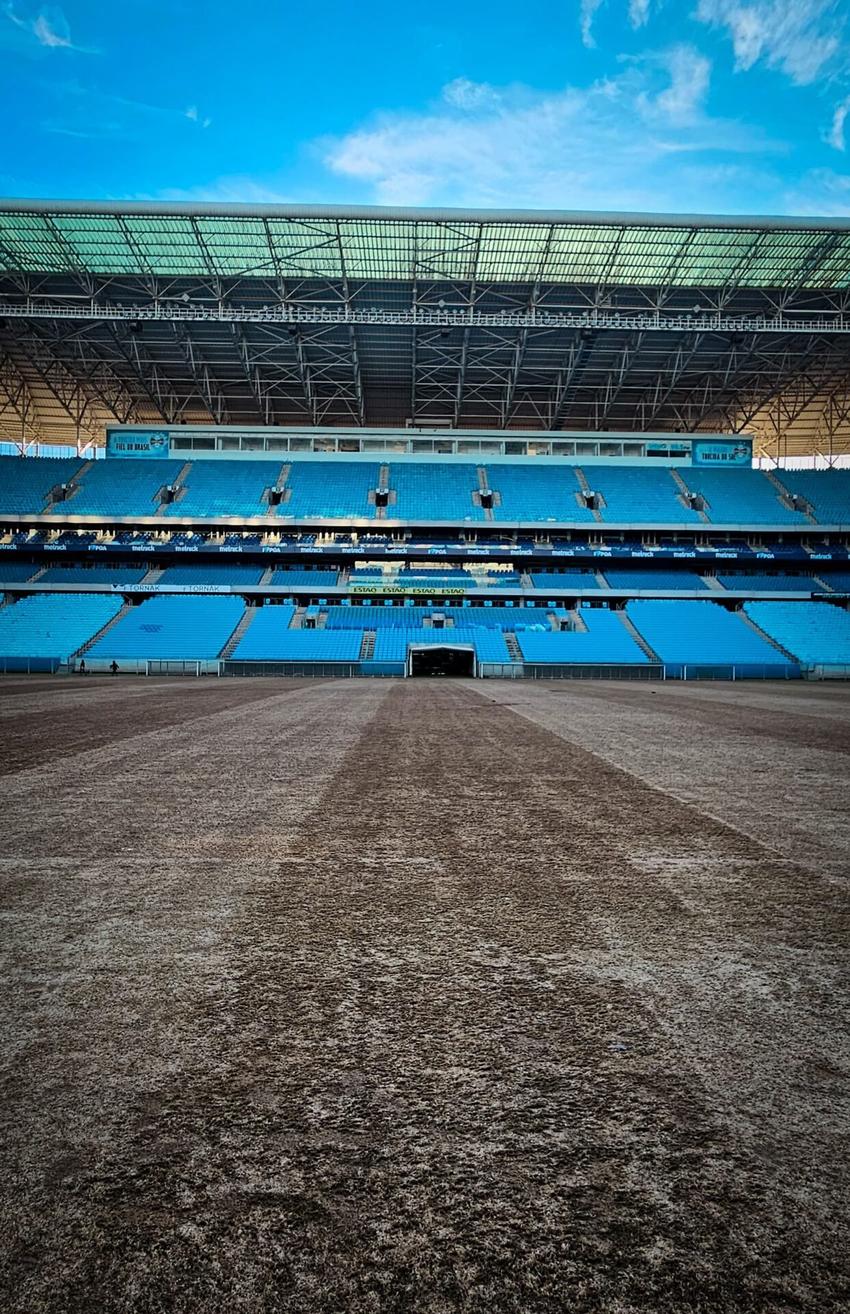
{"left": 56, "top": 460, "right": 184, "bottom": 516}
{"left": 269, "top": 568, "right": 340, "bottom": 588}
{"left": 820, "top": 573, "right": 850, "bottom": 592}
{"left": 587, "top": 467, "right": 699, "bottom": 523}
{"left": 600, "top": 568, "right": 709, "bottom": 590}
{"left": 0, "top": 560, "right": 40, "bottom": 582}
{"left": 530, "top": 570, "right": 604, "bottom": 591}
{"left": 157, "top": 564, "right": 264, "bottom": 585}
{"left": 516, "top": 609, "right": 648, "bottom": 663}
{"left": 87, "top": 595, "right": 244, "bottom": 660}
{"left": 0, "top": 592, "right": 123, "bottom": 660}
{"left": 372, "top": 627, "right": 510, "bottom": 663}
{"left": 234, "top": 620, "right": 361, "bottom": 662}
{"left": 487, "top": 465, "right": 593, "bottom": 522}
{"left": 716, "top": 573, "right": 823, "bottom": 593}
{"left": 744, "top": 601, "right": 850, "bottom": 665}
{"left": 678, "top": 469, "right": 806, "bottom": 525}
{"left": 626, "top": 599, "right": 794, "bottom": 669}
{"left": 167, "top": 460, "right": 281, "bottom": 518}
{"left": 0, "top": 456, "right": 82, "bottom": 515}
{"left": 777, "top": 470, "right": 850, "bottom": 524}
{"left": 281, "top": 462, "right": 381, "bottom": 519}
{"left": 35, "top": 565, "right": 148, "bottom": 585}
{"left": 390, "top": 464, "right": 484, "bottom": 521}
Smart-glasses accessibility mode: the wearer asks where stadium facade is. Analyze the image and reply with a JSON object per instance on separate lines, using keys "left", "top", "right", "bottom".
{"left": 1, "top": 200, "right": 849, "bottom": 679}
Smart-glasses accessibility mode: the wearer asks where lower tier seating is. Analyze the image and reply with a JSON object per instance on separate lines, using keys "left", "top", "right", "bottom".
{"left": 517, "top": 609, "right": 648, "bottom": 663}
{"left": 600, "top": 568, "right": 709, "bottom": 590}
{"left": 87, "top": 595, "right": 244, "bottom": 660}
{"left": 626, "top": 600, "right": 794, "bottom": 671}
{"left": 744, "top": 601, "right": 850, "bottom": 666}
{"left": 234, "top": 622, "right": 361, "bottom": 662}
{"left": 35, "top": 565, "right": 148, "bottom": 585}
{"left": 373, "top": 627, "right": 510, "bottom": 663}
{"left": 0, "top": 593, "right": 123, "bottom": 661}
{"left": 716, "top": 573, "right": 823, "bottom": 593}
{"left": 158, "top": 564, "right": 264, "bottom": 585}
{"left": 530, "top": 571, "right": 604, "bottom": 590}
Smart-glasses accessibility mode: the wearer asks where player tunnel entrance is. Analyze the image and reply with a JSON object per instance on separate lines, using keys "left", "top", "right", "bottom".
{"left": 408, "top": 645, "right": 475, "bottom": 678}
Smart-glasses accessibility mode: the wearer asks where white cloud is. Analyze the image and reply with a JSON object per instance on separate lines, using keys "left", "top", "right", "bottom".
{"left": 321, "top": 55, "right": 776, "bottom": 211}
{"left": 642, "top": 45, "right": 711, "bottom": 125}
{"left": 442, "top": 78, "right": 500, "bottom": 111}
{"left": 827, "top": 95, "right": 850, "bottom": 150}
{"left": 580, "top": 0, "right": 605, "bottom": 48}
{"left": 4, "top": 2, "right": 96, "bottom": 52}
{"left": 629, "top": 0, "right": 651, "bottom": 27}
{"left": 185, "top": 105, "right": 212, "bottom": 129}
{"left": 782, "top": 167, "right": 850, "bottom": 214}
{"left": 695, "top": 0, "right": 844, "bottom": 85}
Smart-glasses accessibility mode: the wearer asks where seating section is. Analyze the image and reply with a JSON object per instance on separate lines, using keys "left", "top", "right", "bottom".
{"left": 390, "top": 464, "right": 484, "bottom": 521}
{"left": 87, "top": 595, "right": 244, "bottom": 660}
{"left": 167, "top": 460, "right": 281, "bottom": 518}
{"left": 716, "top": 574, "right": 823, "bottom": 593}
{"left": 0, "top": 456, "right": 82, "bottom": 515}
{"left": 269, "top": 568, "right": 340, "bottom": 588}
{"left": 778, "top": 470, "right": 850, "bottom": 524}
{"left": 489, "top": 465, "right": 593, "bottom": 522}
{"left": 0, "top": 560, "right": 40, "bottom": 582}
{"left": 282, "top": 462, "right": 381, "bottom": 519}
{"left": 157, "top": 564, "right": 264, "bottom": 585}
{"left": 679, "top": 469, "right": 806, "bottom": 525}
{"left": 587, "top": 467, "right": 699, "bottom": 523}
{"left": 0, "top": 593, "right": 123, "bottom": 660}
{"left": 233, "top": 619, "right": 361, "bottom": 662}
{"left": 820, "top": 573, "right": 850, "bottom": 592}
{"left": 516, "top": 609, "right": 648, "bottom": 663}
{"left": 745, "top": 601, "right": 850, "bottom": 666}
{"left": 600, "top": 568, "right": 708, "bottom": 590}
{"left": 57, "top": 460, "right": 184, "bottom": 516}
{"left": 34, "top": 565, "right": 148, "bottom": 585}
{"left": 325, "top": 604, "right": 547, "bottom": 630}
{"left": 626, "top": 600, "right": 794, "bottom": 670}
{"left": 531, "top": 571, "right": 604, "bottom": 590}
{"left": 373, "top": 627, "right": 511, "bottom": 663}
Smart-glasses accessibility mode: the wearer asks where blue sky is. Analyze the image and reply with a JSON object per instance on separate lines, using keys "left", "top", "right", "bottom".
{"left": 2, "top": 0, "right": 850, "bottom": 214}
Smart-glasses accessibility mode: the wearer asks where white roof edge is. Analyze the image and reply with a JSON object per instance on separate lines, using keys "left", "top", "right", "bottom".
{"left": 1, "top": 198, "right": 850, "bottom": 231}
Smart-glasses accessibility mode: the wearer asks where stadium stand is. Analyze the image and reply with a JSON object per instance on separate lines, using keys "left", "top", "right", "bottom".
{"left": 390, "top": 464, "right": 484, "bottom": 521}
{"left": 678, "top": 469, "right": 806, "bottom": 524}
{"left": 269, "top": 568, "right": 340, "bottom": 587}
{"left": 0, "top": 561, "right": 40, "bottom": 582}
{"left": 53, "top": 459, "right": 184, "bottom": 517}
{"left": 87, "top": 595, "right": 244, "bottom": 660}
{"left": 157, "top": 564, "right": 264, "bottom": 585}
{"left": 625, "top": 600, "right": 796, "bottom": 672}
{"left": 233, "top": 622, "right": 361, "bottom": 662}
{"left": 281, "top": 463, "right": 381, "bottom": 519}
{"left": 586, "top": 467, "right": 699, "bottom": 523}
{"left": 0, "top": 593, "right": 123, "bottom": 663}
{"left": 489, "top": 465, "right": 593, "bottom": 522}
{"left": 530, "top": 571, "right": 605, "bottom": 590}
{"left": 777, "top": 470, "right": 850, "bottom": 523}
{"left": 820, "top": 573, "right": 850, "bottom": 592}
{"left": 598, "top": 568, "right": 709, "bottom": 590}
{"left": 745, "top": 601, "right": 850, "bottom": 667}
{"left": 516, "top": 610, "right": 648, "bottom": 663}
{"left": 34, "top": 565, "right": 149, "bottom": 585}
{"left": 0, "top": 456, "right": 82, "bottom": 515}
{"left": 716, "top": 573, "right": 823, "bottom": 593}
{"left": 166, "top": 460, "right": 281, "bottom": 518}
{"left": 373, "top": 627, "right": 511, "bottom": 663}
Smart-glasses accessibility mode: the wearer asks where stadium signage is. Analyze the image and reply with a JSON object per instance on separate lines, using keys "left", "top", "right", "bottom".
{"left": 106, "top": 430, "right": 171, "bottom": 459}
{"left": 350, "top": 583, "right": 467, "bottom": 595}
{"left": 692, "top": 438, "right": 753, "bottom": 466}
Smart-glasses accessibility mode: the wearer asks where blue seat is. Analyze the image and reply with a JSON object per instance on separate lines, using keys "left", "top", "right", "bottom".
{"left": 88, "top": 595, "right": 245, "bottom": 659}
{"left": 0, "top": 592, "right": 123, "bottom": 660}
{"left": 627, "top": 600, "right": 796, "bottom": 672}
{"left": 745, "top": 601, "right": 850, "bottom": 665}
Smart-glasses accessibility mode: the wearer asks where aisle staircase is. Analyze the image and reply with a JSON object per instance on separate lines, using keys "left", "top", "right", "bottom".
{"left": 73, "top": 601, "right": 135, "bottom": 658}
{"left": 219, "top": 606, "right": 255, "bottom": 658}
{"left": 359, "top": 630, "right": 376, "bottom": 659}
{"left": 617, "top": 610, "right": 661, "bottom": 661}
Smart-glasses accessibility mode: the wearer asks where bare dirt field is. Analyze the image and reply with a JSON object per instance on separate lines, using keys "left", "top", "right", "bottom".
{"left": 0, "top": 675, "right": 848, "bottom": 1313}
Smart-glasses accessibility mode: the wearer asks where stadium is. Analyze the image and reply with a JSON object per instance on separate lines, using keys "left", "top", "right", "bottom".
{"left": 2, "top": 198, "right": 850, "bottom": 1314}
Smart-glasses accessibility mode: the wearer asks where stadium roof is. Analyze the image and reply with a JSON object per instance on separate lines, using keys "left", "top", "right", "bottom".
{"left": 2, "top": 200, "right": 850, "bottom": 458}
